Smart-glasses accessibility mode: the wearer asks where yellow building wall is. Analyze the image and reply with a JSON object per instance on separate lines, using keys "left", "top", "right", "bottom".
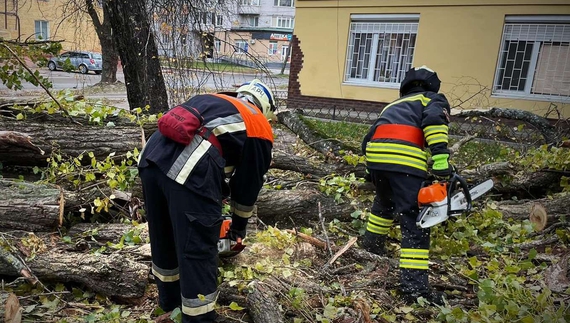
{"left": 294, "top": 0, "right": 570, "bottom": 117}
{"left": 14, "top": 0, "right": 100, "bottom": 52}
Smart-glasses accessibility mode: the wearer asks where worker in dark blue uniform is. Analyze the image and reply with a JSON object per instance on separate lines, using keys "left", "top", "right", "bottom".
{"left": 137, "top": 79, "right": 276, "bottom": 322}
{"left": 360, "top": 66, "right": 453, "bottom": 305}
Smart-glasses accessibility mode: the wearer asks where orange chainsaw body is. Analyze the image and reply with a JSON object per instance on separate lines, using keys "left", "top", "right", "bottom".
{"left": 218, "top": 218, "right": 245, "bottom": 257}
{"left": 418, "top": 182, "right": 448, "bottom": 205}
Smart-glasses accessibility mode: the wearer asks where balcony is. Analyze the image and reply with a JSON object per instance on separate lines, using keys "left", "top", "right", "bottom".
{"left": 237, "top": 5, "right": 260, "bottom": 15}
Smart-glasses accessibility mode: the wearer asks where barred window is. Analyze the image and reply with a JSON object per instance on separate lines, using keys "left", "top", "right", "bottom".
{"left": 344, "top": 14, "right": 418, "bottom": 87}
{"left": 493, "top": 16, "right": 570, "bottom": 101}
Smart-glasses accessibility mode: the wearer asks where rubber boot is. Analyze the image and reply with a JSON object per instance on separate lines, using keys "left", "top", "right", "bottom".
{"left": 359, "top": 231, "right": 386, "bottom": 256}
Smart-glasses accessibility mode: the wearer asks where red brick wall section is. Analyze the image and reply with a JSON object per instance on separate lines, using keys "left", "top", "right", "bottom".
{"left": 287, "top": 34, "right": 387, "bottom": 113}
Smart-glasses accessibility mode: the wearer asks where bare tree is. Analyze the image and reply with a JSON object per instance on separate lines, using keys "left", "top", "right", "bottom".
{"left": 103, "top": 0, "right": 168, "bottom": 113}
{"left": 85, "top": 0, "right": 118, "bottom": 84}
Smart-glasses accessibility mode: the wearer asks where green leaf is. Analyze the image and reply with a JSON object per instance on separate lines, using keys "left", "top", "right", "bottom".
{"left": 229, "top": 301, "right": 244, "bottom": 311}
{"left": 16, "top": 113, "right": 24, "bottom": 120}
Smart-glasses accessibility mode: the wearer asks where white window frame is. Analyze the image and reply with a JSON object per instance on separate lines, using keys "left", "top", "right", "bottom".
{"left": 492, "top": 15, "right": 570, "bottom": 102}
{"left": 34, "top": 20, "right": 49, "bottom": 40}
{"left": 215, "top": 14, "right": 223, "bottom": 27}
{"left": 273, "top": 17, "right": 294, "bottom": 29}
{"left": 242, "top": 15, "right": 259, "bottom": 27}
{"left": 235, "top": 39, "right": 248, "bottom": 54}
{"left": 343, "top": 14, "right": 419, "bottom": 88}
{"left": 214, "top": 39, "right": 222, "bottom": 53}
{"left": 274, "top": 0, "right": 294, "bottom": 7}
{"left": 268, "top": 41, "right": 278, "bottom": 55}
{"left": 239, "top": 0, "right": 260, "bottom": 5}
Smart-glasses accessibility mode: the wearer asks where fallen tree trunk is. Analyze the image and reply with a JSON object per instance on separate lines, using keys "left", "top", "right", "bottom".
{"left": 0, "top": 109, "right": 152, "bottom": 166}
{"left": 246, "top": 279, "right": 285, "bottom": 323}
{"left": 271, "top": 151, "right": 365, "bottom": 178}
{"left": 496, "top": 194, "right": 570, "bottom": 225}
{"left": 0, "top": 179, "right": 63, "bottom": 231}
{"left": 0, "top": 248, "right": 149, "bottom": 301}
{"left": 256, "top": 187, "right": 358, "bottom": 227}
{"left": 277, "top": 109, "right": 350, "bottom": 158}
{"left": 453, "top": 107, "right": 560, "bottom": 145}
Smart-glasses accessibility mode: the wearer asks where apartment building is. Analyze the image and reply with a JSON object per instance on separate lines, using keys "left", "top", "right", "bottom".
{"left": 0, "top": 0, "right": 99, "bottom": 51}
{"left": 216, "top": 0, "right": 295, "bottom": 68}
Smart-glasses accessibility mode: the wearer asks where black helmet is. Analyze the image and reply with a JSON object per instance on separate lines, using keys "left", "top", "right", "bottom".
{"left": 399, "top": 65, "right": 441, "bottom": 96}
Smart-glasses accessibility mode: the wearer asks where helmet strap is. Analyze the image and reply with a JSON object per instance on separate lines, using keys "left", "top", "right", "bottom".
{"left": 237, "top": 93, "right": 263, "bottom": 112}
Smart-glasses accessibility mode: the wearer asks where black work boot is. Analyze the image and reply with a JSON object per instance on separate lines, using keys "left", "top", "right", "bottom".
{"left": 399, "top": 289, "right": 446, "bottom": 306}
{"left": 359, "top": 231, "right": 386, "bottom": 256}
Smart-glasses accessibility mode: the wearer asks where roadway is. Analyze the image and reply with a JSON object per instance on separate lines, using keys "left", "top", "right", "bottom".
{"left": 0, "top": 68, "right": 288, "bottom": 91}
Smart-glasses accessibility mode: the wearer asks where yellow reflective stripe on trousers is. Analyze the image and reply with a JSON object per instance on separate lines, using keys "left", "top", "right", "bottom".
{"left": 399, "top": 258, "right": 429, "bottom": 270}
{"left": 152, "top": 263, "right": 180, "bottom": 282}
{"left": 230, "top": 201, "right": 254, "bottom": 218}
{"left": 368, "top": 213, "right": 394, "bottom": 226}
{"left": 182, "top": 291, "right": 218, "bottom": 316}
{"left": 401, "top": 248, "right": 429, "bottom": 259}
{"left": 380, "top": 94, "right": 431, "bottom": 116}
{"left": 367, "top": 224, "right": 390, "bottom": 235}
{"left": 367, "top": 213, "right": 393, "bottom": 235}
{"left": 365, "top": 155, "right": 427, "bottom": 171}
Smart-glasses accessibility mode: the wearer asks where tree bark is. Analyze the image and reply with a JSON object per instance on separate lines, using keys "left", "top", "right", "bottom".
{"left": 246, "top": 279, "right": 285, "bottom": 323}
{"left": 496, "top": 194, "right": 570, "bottom": 225}
{"left": 86, "top": 0, "right": 119, "bottom": 84}
{"left": 277, "top": 110, "right": 349, "bottom": 158}
{"left": 0, "top": 179, "right": 63, "bottom": 231}
{"left": 104, "top": 0, "right": 168, "bottom": 113}
{"left": 0, "top": 249, "right": 149, "bottom": 301}
{"left": 256, "top": 187, "right": 359, "bottom": 227}
{"left": 0, "top": 111, "right": 148, "bottom": 166}
{"left": 453, "top": 107, "right": 559, "bottom": 145}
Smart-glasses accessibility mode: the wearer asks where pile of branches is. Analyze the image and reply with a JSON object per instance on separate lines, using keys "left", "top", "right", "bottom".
{"left": 0, "top": 100, "right": 569, "bottom": 322}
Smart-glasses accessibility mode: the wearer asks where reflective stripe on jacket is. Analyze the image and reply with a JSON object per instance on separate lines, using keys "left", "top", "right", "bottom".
{"left": 138, "top": 93, "right": 273, "bottom": 212}
{"left": 362, "top": 91, "right": 451, "bottom": 178}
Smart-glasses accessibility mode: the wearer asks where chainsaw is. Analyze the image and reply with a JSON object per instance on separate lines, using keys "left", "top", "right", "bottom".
{"left": 416, "top": 173, "right": 494, "bottom": 228}
{"left": 218, "top": 217, "right": 246, "bottom": 257}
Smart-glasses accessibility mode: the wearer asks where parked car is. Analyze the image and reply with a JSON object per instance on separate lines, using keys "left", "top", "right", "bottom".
{"left": 47, "top": 51, "right": 102, "bottom": 75}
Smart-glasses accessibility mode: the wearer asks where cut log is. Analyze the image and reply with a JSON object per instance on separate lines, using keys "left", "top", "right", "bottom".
{"left": 0, "top": 248, "right": 149, "bottom": 301}
{"left": 496, "top": 194, "right": 570, "bottom": 226}
{"left": 0, "top": 179, "right": 63, "bottom": 231}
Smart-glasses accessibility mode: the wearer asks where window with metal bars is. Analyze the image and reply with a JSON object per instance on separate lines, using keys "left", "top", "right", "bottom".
{"left": 344, "top": 15, "right": 418, "bottom": 87}
{"left": 493, "top": 16, "right": 570, "bottom": 101}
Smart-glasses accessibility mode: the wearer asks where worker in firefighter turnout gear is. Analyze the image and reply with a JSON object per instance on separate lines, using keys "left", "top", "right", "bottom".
{"left": 137, "top": 79, "right": 276, "bottom": 322}
{"left": 360, "top": 66, "right": 453, "bottom": 305}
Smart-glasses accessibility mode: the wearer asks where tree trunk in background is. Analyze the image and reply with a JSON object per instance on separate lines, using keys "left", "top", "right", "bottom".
{"left": 86, "top": 0, "right": 118, "bottom": 83}
{"left": 104, "top": 0, "right": 168, "bottom": 113}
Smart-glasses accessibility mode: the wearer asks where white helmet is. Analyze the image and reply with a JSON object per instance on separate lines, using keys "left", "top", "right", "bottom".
{"left": 236, "top": 79, "right": 276, "bottom": 119}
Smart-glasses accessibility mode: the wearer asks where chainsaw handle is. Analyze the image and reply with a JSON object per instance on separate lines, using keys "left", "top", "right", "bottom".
{"left": 448, "top": 173, "right": 472, "bottom": 213}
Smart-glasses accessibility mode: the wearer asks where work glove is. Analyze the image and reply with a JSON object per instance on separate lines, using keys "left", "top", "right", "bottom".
{"left": 431, "top": 154, "right": 454, "bottom": 180}
{"left": 228, "top": 214, "right": 249, "bottom": 241}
